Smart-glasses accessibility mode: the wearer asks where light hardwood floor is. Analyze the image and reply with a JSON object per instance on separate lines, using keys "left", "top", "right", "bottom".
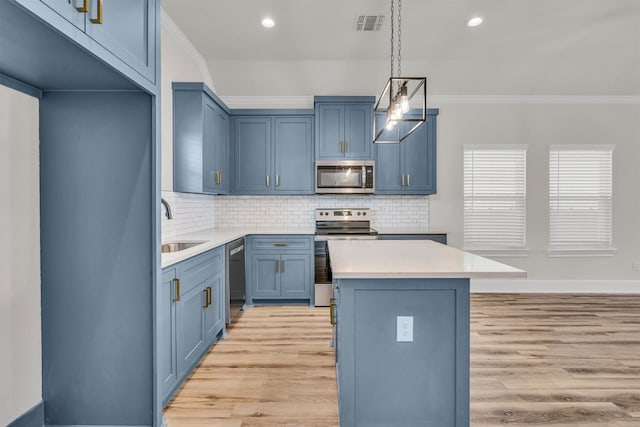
{"left": 164, "top": 295, "right": 640, "bottom": 426}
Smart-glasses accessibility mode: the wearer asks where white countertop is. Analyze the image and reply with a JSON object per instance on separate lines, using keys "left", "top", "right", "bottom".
{"left": 161, "top": 227, "right": 314, "bottom": 268}
{"left": 328, "top": 240, "right": 526, "bottom": 279}
{"left": 375, "top": 227, "right": 447, "bottom": 235}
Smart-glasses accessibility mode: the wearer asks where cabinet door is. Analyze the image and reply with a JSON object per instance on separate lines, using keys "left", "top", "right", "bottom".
{"left": 375, "top": 143, "right": 403, "bottom": 193}
{"left": 84, "top": 0, "right": 156, "bottom": 82}
{"left": 403, "top": 116, "right": 436, "bottom": 195}
{"left": 213, "top": 108, "right": 230, "bottom": 194}
{"left": 251, "top": 254, "right": 280, "bottom": 298}
{"left": 158, "top": 268, "right": 178, "bottom": 402}
{"left": 202, "top": 97, "right": 217, "bottom": 192}
{"left": 176, "top": 283, "right": 206, "bottom": 377}
{"left": 41, "top": 0, "right": 85, "bottom": 30}
{"left": 274, "top": 117, "right": 314, "bottom": 194}
{"left": 204, "top": 270, "right": 224, "bottom": 346}
{"left": 344, "top": 104, "right": 373, "bottom": 159}
{"left": 316, "top": 104, "right": 344, "bottom": 159}
{"left": 280, "top": 254, "right": 311, "bottom": 299}
{"left": 233, "top": 117, "right": 272, "bottom": 194}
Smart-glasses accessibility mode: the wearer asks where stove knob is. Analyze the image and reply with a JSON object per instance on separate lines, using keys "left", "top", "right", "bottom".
{"left": 357, "top": 212, "right": 361, "bottom": 216}
{"left": 363, "top": 212, "right": 367, "bottom": 216}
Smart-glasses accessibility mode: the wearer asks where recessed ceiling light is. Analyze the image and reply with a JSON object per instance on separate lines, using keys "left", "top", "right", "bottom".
{"left": 261, "top": 17, "right": 275, "bottom": 28}
{"left": 466, "top": 16, "right": 484, "bottom": 27}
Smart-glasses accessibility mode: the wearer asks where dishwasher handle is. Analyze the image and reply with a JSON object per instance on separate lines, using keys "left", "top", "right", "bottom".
{"left": 229, "top": 245, "right": 244, "bottom": 256}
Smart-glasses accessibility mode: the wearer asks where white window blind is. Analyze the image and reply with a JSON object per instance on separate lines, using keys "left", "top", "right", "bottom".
{"left": 464, "top": 145, "right": 527, "bottom": 251}
{"left": 549, "top": 145, "right": 614, "bottom": 253}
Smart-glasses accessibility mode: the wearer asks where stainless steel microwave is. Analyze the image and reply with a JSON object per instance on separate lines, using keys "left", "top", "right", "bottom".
{"left": 315, "top": 160, "right": 374, "bottom": 194}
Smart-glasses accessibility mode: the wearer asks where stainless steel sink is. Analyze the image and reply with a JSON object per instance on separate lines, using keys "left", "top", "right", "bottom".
{"left": 161, "top": 241, "right": 207, "bottom": 253}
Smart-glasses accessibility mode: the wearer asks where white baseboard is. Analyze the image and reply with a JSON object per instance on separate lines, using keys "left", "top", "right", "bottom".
{"left": 471, "top": 279, "right": 640, "bottom": 294}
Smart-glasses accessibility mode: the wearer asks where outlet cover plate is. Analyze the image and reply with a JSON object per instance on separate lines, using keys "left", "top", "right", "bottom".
{"left": 397, "top": 316, "right": 413, "bottom": 342}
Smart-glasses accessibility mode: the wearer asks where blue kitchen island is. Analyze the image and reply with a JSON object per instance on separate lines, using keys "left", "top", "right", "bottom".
{"left": 328, "top": 240, "right": 526, "bottom": 427}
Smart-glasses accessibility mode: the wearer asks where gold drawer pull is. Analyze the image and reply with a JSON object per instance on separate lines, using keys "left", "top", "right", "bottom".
{"left": 90, "top": 0, "right": 103, "bottom": 24}
{"left": 173, "top": 278, "right": 181, "bottom": 302}
{"left": 274, "top": 242, "right": 288, "bottom": 247}
{"left": 76, "top": 0, "right": 88, "bottom": 12}
{"left": 329, "top": 298, "right": 336, "bottom": 325}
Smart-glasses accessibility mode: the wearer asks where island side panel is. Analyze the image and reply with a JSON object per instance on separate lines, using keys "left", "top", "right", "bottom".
{"left": 334, "top": 278, "right": 470, "bottom": 427}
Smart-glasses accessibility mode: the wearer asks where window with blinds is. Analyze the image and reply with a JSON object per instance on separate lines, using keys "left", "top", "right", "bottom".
{"left": 464, "top": 145, "right": 528, "bottom": 253}
{"left": 549, "top": 145, "right": 615, "bottom": 254}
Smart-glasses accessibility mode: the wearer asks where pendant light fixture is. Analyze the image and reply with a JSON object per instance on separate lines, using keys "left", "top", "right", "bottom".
{"left": 373, "top": 0, "right": 427, "bottom": 144}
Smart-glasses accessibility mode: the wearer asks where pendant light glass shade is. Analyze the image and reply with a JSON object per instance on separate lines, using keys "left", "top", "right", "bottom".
{"left": 373, "top": 77, "right": 426, "bottom": 143}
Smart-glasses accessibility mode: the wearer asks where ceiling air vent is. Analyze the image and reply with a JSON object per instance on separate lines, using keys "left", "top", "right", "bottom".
{"left": 355, "top": 15, "right": 384, "bottom": 32}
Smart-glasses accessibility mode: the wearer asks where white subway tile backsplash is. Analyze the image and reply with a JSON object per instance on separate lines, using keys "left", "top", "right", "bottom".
{"left": 161, "top": 191, "right": 430, "bottom": 238}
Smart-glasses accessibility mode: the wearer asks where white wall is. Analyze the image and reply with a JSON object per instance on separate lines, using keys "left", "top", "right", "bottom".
{"left": 0, "top": 86, "right": 42, "bottom": 424}
{"left": 161, "top": 8, "right": 215, "bottom": 191}
{"left": 429, "top": 101, "right": 640, "bottom": 281}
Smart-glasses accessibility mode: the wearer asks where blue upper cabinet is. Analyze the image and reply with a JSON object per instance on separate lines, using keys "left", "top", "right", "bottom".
{"left": 173, "top": 83, "right": 231, "bottom": 195}
{"left": 233, "top": 112, "right": 314, "bottom": 195}
{"left": 375, "top": 110, "right": 439, "bottom": 195}
{"left": 37, "top": 0, "right": 157, "bottom": 84}
{"left": 273, "top": 117, "right": 314, "bottom": 193}
{"left": 315, "top": 97, "right": 374, "bottom": 160}
{"left": 233, "top": 116, "right": 272, "bottom": 194}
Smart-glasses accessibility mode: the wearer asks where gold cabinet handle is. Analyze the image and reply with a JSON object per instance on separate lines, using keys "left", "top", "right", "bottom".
{"left": 76, "top": 0, "right": 89, "bottom": 12}
{"left": 275, "top": 259, "right": 279, "bottom": 273}
{"left": 274, "top": 242, "right": 288, "bottom": 247}
{"left": 203, "top": 288, "right": 209, "bottom": 308}
{"left": 329, "top": 298, "right": 336, "bottom": 325}
{"left": 407, "top": 174, "right": 411, "bottom": 187}
{"left": 90, "top": 0, "right": 103, "bottom": 24}
{"left": 173, "top": 278, "right": 181, "bottom": 302}
{"left": 345, "top": 142, "right": 349, "bottom": 153}
{"left": 281, "top": 260, "right": 285, "bottom": 272}
{"left": 339, "top": 141, "right": 343, "bottom": 153}
{"left": 266, "top": 175, "right": 270, "bottom": 187}
{"left": 275, "top": 174, "right": 279, "bottom": 187}
{"left": 208, "top": 286, "right": 212, "bottom": 306}
{"left": 401, "top": 174, "right": 405, "bottom": 186}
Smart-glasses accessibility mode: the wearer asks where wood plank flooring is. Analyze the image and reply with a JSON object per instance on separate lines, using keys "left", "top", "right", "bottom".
{"left": 164, "top": 306, "right": 338, "bottom": 426}
{"left": 164, "top": 294, "right": 640, "bottom": 426}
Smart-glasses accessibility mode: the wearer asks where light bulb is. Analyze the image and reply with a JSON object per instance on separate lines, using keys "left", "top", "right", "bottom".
{"left": 393, "top": 102, "right": 403, "bottom": 119}
{"left": 385, "top": 120, "right": 397, "bottom": 130}
{"left": 399, "top": 85, "right": 410, "bottom": 113}
{"left": 400, "top": 97, "right": 410, "bottom": 113}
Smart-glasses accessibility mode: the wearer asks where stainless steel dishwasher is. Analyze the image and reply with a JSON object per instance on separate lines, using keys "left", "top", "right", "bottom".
{"left": 225, "top": 237, "right": 245, "bottom": 325}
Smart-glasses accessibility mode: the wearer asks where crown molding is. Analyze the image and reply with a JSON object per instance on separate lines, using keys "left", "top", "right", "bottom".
{"left": 218, "top": 94, "right": 640, "bottom": 109}
{"left": 160, "top": 8, "right": 214, "bottom": 90}
{"left": 221, "top": 96, "right": 314, "bottom": 109}
{"left": 429, "top": 94, "right": 640, "bottom": 104}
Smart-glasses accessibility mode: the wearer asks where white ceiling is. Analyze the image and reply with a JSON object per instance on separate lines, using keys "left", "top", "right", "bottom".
{"left": 161, "top": 0, "right": 640, "bottom": 97}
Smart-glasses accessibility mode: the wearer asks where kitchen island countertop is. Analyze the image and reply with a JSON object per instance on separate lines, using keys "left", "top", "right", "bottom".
{"left": 328, "top": 239, "right": 526, "bottom": 279}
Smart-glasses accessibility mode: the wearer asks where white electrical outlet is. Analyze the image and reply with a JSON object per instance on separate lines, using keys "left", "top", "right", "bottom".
{"left": 397, "top": 316, "right": 413, "bottom": 342}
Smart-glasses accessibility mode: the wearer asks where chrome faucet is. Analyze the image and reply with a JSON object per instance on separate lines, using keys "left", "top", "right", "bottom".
{"left": 161, "top": 198, "right": 173, "bottom": 220}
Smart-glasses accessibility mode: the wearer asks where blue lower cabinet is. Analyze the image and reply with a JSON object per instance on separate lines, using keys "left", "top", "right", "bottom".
{"left": 160, "top": 246, "right": 225, "bottom": 405}
{"left": 246, "top": 235, "right": 313, "bottom": 304}
{"left": 158, "top": 268, "right": 178, "bottom": 402}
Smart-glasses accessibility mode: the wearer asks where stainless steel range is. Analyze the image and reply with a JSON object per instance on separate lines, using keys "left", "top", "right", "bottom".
{"left": 314, "top": 208, "right": 377, "bottom": 306}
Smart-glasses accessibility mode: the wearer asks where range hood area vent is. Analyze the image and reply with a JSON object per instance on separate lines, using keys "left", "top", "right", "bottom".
{"left": 355, "top": 15, "right": 384, "bottom": 32}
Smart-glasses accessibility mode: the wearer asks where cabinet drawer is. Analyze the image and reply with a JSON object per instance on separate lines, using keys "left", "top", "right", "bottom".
{"left": 178, "top": 247, "right": 223, "bottom": 293}
{"left": 249, "top": 236, "right": 312, "bottom": 251}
